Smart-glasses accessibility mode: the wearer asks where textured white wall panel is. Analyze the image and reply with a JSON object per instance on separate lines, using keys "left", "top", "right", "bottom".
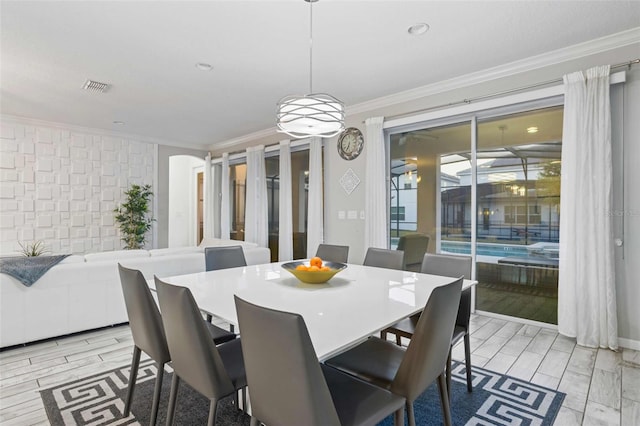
{"left": 0, "top": 117, "right": 156, "bottom": 255}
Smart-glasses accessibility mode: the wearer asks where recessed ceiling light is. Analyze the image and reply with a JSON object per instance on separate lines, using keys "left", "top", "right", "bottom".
{"left": 527, "top": 126, "right": 539, "bottom": 133}
{"left": 195, "top": 62, "right": 213, "bottom": 71}
{"left": 408, "top": 23, "right": 429, "bottom": 36}
{"left": 113, "top": 121, "right": 125, "bottom": 125}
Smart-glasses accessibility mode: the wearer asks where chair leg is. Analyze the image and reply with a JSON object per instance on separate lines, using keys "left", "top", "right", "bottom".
{"left": 464, "top": 333, "right": 473, "bottom": 392}
{"left": 241, "top": 387, "right": 247, "bottom": 412}
{"left": 406, "top": 400, "right": 415, "bottom": 426}
{"left": 446, "top": 347, "right": 453, "bottom": 402}
{"left": 166, "top": 374, "right": 181, "bottom": 426}
{"left": 207, "top": 399, "right": 218, "bottom": 426}
{"left": 150, "top": 362, "right": 164, "bottom": 426}
{"left": 230, "top": 324, "right": 235, "bottom": 333}
{"left": 396, "top": 333, "right": 402, "bottom": 346}
{"left": 206, "top": 313, "right": 213, "bottom": 323}
{"left": 380, "top": 329, "right": 387, "bottom": 340}
{"left": 394, "top": 406, "right": 405, "bottom": 426}
{"left": 123, "top": 346, "right": 141, "bottom": 417}
{"left": 437, "top": 372, "right": 452, "bottom": 426}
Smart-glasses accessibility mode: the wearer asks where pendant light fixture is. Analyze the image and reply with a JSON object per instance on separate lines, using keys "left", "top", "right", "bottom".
{"left": 276, "top": 0, "right": 345, "bottom": 138}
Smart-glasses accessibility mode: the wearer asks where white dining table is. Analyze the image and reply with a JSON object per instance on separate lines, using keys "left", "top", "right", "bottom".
{"left": 151, "top": 261, "right": 476, "bottom": 361}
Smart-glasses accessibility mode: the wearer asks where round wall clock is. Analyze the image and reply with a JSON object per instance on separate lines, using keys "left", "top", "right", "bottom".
{"left": 337, "top": 127, "right": 364, "bottom": 161}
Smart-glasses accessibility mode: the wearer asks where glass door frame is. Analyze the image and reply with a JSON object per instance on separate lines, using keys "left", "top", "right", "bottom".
{"left": 384, "top": 90, "right": 564, "bottom": 319}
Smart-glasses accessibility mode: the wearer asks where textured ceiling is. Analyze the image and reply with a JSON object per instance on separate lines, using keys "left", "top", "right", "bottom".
{"left": 1, "top": 1, "right": 639, "bottom": 149}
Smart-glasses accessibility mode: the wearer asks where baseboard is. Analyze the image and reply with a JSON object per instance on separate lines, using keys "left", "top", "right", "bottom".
{"left": 474, "top": 310, "right": 558, "bottom": 330}
{"left": 475, "top": 310, "right": 640, "bottom": 351}
{"left": 618, "top": 337, "right": 640, "bottom": 351}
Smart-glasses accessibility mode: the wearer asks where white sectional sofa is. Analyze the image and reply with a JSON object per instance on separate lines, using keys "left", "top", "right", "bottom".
{"left": 0, "top": 240, "right": 270, "bottom": 348}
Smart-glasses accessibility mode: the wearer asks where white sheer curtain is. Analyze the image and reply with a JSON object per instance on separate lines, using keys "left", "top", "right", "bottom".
{"left": 245, "top": 146, "right": 268, "bottom": 248}
{"left": 278, "top": 140, "right": 293, "bottom": 261}
{"left": 212, "top": 163, "right": 222, "bottom": 238}
{"left": 364, "top": 117, "right": 388, "bottom": 249}
{"left": 220, "top": 152, "right": 230, "bottom": 240}
{"left": 307, "top": 136, "right": 324, "bottom": 257}
{"left": 558, "top": 65, "right": 617, "bottom": 349}
{"left": 202, "top": 153, "right": 215, "bottom": 240}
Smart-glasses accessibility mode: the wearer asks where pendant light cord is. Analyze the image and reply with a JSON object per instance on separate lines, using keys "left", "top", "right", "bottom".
{"left": 309, "top": 0, "right": 313, "bottom": 94}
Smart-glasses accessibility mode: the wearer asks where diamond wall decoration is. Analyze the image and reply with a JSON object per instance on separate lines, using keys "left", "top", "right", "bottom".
{"left": 340, "top": 168, "right": 360, "bottom": 195}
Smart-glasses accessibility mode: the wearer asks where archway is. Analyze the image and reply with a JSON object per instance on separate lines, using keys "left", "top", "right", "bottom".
{"left": 168, "top": 155, "right": 204, "bottom": 247}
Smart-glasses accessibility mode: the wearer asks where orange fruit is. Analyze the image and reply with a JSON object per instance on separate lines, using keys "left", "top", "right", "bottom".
{"left": 308, "top": 265, "right": 320, "bottom": 272}
{"left": 296, "top": 265, "right": 308, "bottom": 271}
{"left": 321, "top": 266, "right": 330, "bottom": 271}
{"left": 310, "top": 256, "right": 323, "bottom": 268}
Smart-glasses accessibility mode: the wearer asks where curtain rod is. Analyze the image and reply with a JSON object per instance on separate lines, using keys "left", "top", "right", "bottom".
{"left": 209, "top": 58, "right": 638, "bottom": 161}
{"left": 379, "top": 58, "right": 639, "bottom": 123}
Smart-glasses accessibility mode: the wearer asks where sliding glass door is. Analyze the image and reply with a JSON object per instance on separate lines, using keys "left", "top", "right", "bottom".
{"left": 390, "top": 121, "right": 471, "bottom": 250}
{"left": 475, "top": 107, "right": 562, "bottom": 323}
{"left": 388, "top": 104, "right": 563, "bottom": 325}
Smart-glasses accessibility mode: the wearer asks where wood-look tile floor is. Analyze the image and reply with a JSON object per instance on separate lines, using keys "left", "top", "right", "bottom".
{"left": 1, "top": 315, "right": 639, "bottom": 425}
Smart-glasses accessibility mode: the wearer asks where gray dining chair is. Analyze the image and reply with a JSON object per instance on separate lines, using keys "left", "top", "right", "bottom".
{"left": 396, "top": 233, "right": 430, "bottom": 271}
{"left": 234, "top": 296, "right": 406, "bottom": 426}
{"left": 381, "top": 253, "right": 473, "bottom": 397}
{"left": 118, "top": 264, "right": 170, "bottom": 425}
{"left": 204, "top": 245, "right": 247, "bottom": 271}
{"left": 363, "top": 247, "right": 404, "bottom": 270}
{"left": 118, "top": 265, "right": 236, "bottom": 425}
{"left": 154, "top": 277, "right": 247, "bottom": 426}
{"left": 315, "top": 244, "right": 349, "bottom": 263}
{"left": 203, "top": 245, "right": 247, "bottom": 326}
{"left": 325, "top": 277, "right": 463, "bottom": 426}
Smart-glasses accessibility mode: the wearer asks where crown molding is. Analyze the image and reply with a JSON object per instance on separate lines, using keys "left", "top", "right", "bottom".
{"left": 214, "top": 28, "right": 639, "bottom": 152}
{"left": 347, "top": 27, "right": 640, "bottom": 116}
{"left": 211, "top": 126, "right": 278, "bottom": 151}
{"left": 0, "top": 114, "right": 206, "bottom": 151}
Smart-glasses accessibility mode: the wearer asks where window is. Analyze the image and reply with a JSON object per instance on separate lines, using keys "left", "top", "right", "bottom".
{"left": 230, "top": 163, "right": 246, "bottom": 241}
{"left": 265, "top": 149, "right": 311, "bottom": 261}
{"left": 390, "top": 206, "right": 405, "bottom": 221}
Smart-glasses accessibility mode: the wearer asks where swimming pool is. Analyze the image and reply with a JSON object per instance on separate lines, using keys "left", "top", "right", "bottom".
{"left": 440, "top": 241, "right": 530, "bottom": 257}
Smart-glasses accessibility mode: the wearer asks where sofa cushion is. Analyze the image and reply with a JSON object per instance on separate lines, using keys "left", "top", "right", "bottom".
{"left": 149, "top": 247, "right": 200, "bottom": 257}
{"left": 59, "top": 255, "right": 85, "bottom": 264}
{"left": 84, "top": 250, "right": 150, "bottom": 262}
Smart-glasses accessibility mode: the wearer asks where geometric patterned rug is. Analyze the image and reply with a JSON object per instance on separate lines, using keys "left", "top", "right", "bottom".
{"left": 41, "top": 359, "right": 564, "bottom": 425}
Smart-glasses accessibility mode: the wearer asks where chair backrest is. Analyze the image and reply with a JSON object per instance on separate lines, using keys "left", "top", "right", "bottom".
{"left": 154, "top": 277, "right": 235, "bottom": 399}
{"left": 118, "top": 264, "right": 170, "bottom": 363}
{"left": 397, "top": 233, "right": 430, "bottom": 270}
{"left": 363, "top": 247, "right": 404, "bottom": 270}
{"left": 420, "top": 253, "right": 472, "bottom": 279}
{"left": 421, "top": 253, "right": 472, "bottom": 329}
{"left": 204, "top": 245, "right": 247, "bottom": 271}
{"left": 234, "top": 296, "right": 341, "bottom": 426}
{"left": 315, "top": 244, "right": 349, "bottom": 263}
{"left": 391, "top": 277, "right": 463, "bottom": 400}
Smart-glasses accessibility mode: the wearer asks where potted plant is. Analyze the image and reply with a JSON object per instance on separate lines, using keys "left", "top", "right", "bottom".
{"left": 17, "top": 240, "right": 48, "bottom": 257}
{"left": 113, "top": 184, "right": 155, "bottom": 249}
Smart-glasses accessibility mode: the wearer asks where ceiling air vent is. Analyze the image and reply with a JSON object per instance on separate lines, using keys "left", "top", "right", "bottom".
{"left": 82, "top": 79, "right": 110, "bottom": 93}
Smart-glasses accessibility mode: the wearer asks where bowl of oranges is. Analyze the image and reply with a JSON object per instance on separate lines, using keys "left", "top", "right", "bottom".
{"left": 281, "top": 257, "right": 347, "bottom": 284}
